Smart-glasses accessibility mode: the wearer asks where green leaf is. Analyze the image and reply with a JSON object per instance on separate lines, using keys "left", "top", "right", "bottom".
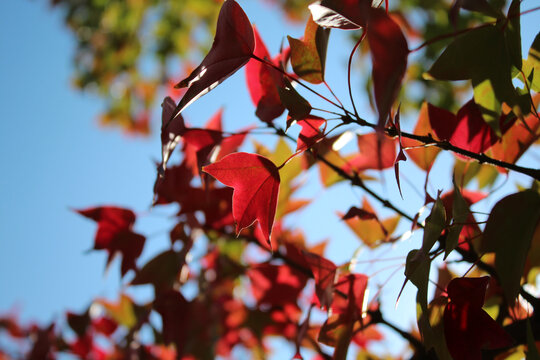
{"left": 522, "top": 31, "right": 540, "bottom": 92}
{"left": 481, "top": 190, "right": 540, "bottom": 303}
{"left": 445, "top": 185, "right": 468, "bottom": 259}
{"left": 427, "top": 25, "right": 521, "bottom": 132}
{"left": 288, "top": 16, "right": 330, "bottom": 84}
{"left": 404, "top": 250, "right": 435, "bottom": 346}
{"left": 505, "top": 0, "right": 522, "bottom": 71}
{"left": 422, "top": 196, "right": 446, "bottom": 254}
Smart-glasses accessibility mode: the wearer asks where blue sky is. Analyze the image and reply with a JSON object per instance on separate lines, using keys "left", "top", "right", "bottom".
{"left": 0, "top": 0, "right": 539, "bottom": 358}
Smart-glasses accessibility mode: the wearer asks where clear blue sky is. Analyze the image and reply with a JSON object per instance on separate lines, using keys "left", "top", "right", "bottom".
{"left": 0, "top": 0, "right": 539, "bottom": 358}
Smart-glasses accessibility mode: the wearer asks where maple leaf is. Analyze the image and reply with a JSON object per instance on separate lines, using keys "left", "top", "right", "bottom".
{"left": 202, "top": 152, "right": 280, "bottom": 243}
{"left": 428, "top": 100, "right": 501, "bottom": 156}
{"left": 342, "top": 132, "right": 396, "bottom": 173}
{"left": 247, "top": 264, "right": 308, "bottom": 306}
{"left": 295, "top": 116, "right": 326, "bottom": 152}
{"left": 168, "top": 0, "right": 255, "bottom": 124}
{"left": 444, "top": 277, "right": 513, "bottom": 360}
{"left": 402, "top": 102, "right": 441, "bottom": 171}
{"left": 288, "top": 16, "right": 330, "bottom": 84}
{"left": 490, "top": 109, "right": 540, "bottom": 172}
{"left": 75, "top": 206, "right": 145, "bottom": 276}
{"left": 245, "top": 27, "right": 286, "bottom": 122}
{"left": 367, "top": 8, "right": 409, "bottom": 127}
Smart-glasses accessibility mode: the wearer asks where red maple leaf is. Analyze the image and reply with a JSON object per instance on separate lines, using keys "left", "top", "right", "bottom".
{"left": 75, "top": 206, "right": 145, "bottom": 276}
{"left": 202, "top": 152, "right": 280, "bottom": 243}
{"left": 444, "top": 277, "right": 513, "bottom": 360}
{"left": 428, "top": 100, "right": 503, "bottom": 156}
{"left": 343, "top": 132, "right": 396, "bottom": 173}
{"left": 247, "top": 264, "right": 308, "bottom": 306}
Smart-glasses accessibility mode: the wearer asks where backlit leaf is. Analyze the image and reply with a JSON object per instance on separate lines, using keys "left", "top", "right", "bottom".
{"left": 288, "top": 16, "right": 330, "bottom": 84}
{"left": 402, "top": 102, "right": 441, "bottom": 171}
{"left": 170, "top": 0, "right": 255, "bottom": 121}
{"left": 444, "top": 277, "right": 513, "bottom": 359}
{"left": 245, "top": 27, "right": 286, "bottom": 122}
{"left": 203, "top": 152, "right": 280, "bottom": 243}
{"left": 367, "top": 8, "right": 409, "bottom": 127}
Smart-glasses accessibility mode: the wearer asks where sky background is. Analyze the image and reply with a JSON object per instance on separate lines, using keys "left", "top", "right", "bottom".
{"left": 0, "top": 0, "right": 539, "bottom": 358}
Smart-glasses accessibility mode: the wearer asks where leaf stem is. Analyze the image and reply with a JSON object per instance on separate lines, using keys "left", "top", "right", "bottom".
{"left": 347, "top": 31, "right": 366, "bottom": 120}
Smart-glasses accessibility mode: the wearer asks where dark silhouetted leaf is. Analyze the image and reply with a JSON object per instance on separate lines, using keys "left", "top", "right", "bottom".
{"left": 481, "top": 190, "right": 540, "bottom": 303}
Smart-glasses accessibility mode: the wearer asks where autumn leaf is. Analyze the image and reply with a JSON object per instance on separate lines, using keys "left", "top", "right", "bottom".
{"left": 169, "top": 0, "right": 255, "bottom": 123}
{"left": 245, "top": 27, "right": 286, "bottom": 122}
{"left": 367, "top": 8, "right": 409, "bottom": 127}
{"left": 489, "top": 109, "right": 540, "bottom": 171}
{"left": 75, "top": 206, "right": 145, "bottom": 276}
{"left": 444, "top": 277, "right": 513, "bottom": 360}
{"left": 402, "top": 102, "right": 441, "bottom": 171}
{"left": 295, "top": 116, "right": 326, "bottom": 152}
{"left": 288, "top": 16, "right": 330, "bottom": 84}
{"left": 302, "top": 251, "right": 337, "bottom": 309}
{"left": 247, "top": 264, "right": 308, "bottom": 306}
{"left": 342, "top": 132, "right": 396, "bottom": 173}
{"left": 428, "top": 100, "right": 500, "bottom": 156}
{"left": 202, "top": 152, "right": 280, "bottom": 243}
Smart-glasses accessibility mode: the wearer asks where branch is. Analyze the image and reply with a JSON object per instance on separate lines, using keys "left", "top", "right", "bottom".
{"left": 386, "top": 128, "right": 540, "bottom": 181}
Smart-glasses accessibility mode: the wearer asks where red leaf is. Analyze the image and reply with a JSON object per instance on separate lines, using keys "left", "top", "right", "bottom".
{"left": 75, "top": 207, "right": 136, "bottom": 249}
{"left": 309, "top": 0, "right": 371, "bottom": 29}
{"left": 202, "top": 152, "right": 280, "bottom": 243}
{"left": 153, "top": 162, "right": 194, "bottom": 205}
{"left": 402, "top": 102, "right": 441, "bottom": 171}
{"left": 302, "top": 251, "right": 337, "bottom": 309}
{"left": 296, "top": 116, "right": 326, "bottom": 152}
{"left": 331, "top": 274, "right": 369, "bottom": 321}
{"left": 154, "top": 290, "right": 190, "bottom": 352}
{"left": 342, "top": 132, "right": 396, "bottom": 172}
{"left": 444, "top": 277, "right": 513, "bottom": 360}
{"left": 490, "top": 110, "right": 540, "bottom": 172}
{"left": 245, "top": 27, "right": 286, "bottom": 122}
{"left": 367, "top": 8, "right": 408, "bottom": 127}
{"left": 247, "top": 264, "right": 308, "bottom": 306}
{"left": 429, "top": 100, "right": 499, "bottom": 156}
{"left": 75, "top": 206, "right": 145, "bottom": 276}
{"left": 170, "top": 0, "right": 255, "bottom": 121}
{"left": 183, "top": 128, "right": 223, "bottom": 176}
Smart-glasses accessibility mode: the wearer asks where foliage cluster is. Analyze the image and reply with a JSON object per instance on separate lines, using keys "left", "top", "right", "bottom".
{"left": 2, "top": 0, "right": 540, "bottom": 359}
